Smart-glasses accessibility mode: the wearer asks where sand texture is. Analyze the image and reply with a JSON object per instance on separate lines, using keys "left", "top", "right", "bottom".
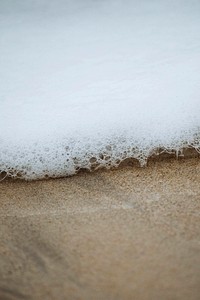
{"left": 0, "top": 158, "right": 200, "bottom": 300}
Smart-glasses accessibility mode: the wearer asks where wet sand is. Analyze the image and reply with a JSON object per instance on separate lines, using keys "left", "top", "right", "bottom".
{"left": 0, "top": 158, "right": 200, "bottom": 300}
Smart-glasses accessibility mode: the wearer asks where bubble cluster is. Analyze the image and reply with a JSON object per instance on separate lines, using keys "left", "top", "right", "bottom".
{"left": 0, "top": 128, "right": 199, "bottom": 180}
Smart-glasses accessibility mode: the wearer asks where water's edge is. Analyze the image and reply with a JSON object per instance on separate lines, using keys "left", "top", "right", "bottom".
{"left": 1, "top": 146, "right": 199, "bottom": 182}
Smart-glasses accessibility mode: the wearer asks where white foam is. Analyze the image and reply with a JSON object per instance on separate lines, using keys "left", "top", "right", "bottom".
{"left": 0, "top": 0, "right": 200, "bottom": 179}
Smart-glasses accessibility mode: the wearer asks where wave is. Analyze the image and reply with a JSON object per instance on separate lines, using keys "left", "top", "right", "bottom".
{"left": 0, "top": 0, "right": 200, "bottom": 180}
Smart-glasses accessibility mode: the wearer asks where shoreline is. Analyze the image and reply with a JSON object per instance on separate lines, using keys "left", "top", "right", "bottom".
{"left": 1, "top": 146, "right": 199, "bottom": 182}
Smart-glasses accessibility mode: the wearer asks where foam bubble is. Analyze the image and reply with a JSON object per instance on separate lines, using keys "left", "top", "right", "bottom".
{"left": 0, "top": 0, "right": 200, "bottom": 179}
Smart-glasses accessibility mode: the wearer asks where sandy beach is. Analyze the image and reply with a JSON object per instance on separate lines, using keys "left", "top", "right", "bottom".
{"left": 0, "top": 157, "right": 200, "bottom": 300}
{"left": 1, "top": 1, "right": 200, "bottom": 299}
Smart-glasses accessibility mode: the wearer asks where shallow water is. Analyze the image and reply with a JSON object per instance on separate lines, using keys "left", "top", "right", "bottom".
{"left": 0, "top": 0, "right": 200, "bottom": 179}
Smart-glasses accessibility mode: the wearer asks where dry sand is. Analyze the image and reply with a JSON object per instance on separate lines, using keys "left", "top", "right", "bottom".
{"left": 0, "top": 157, "right": 200, "bottom": 300}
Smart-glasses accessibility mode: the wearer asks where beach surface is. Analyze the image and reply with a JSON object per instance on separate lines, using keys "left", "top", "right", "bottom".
{"left": 0, "top": 157, "right": 200, "bottom": 300}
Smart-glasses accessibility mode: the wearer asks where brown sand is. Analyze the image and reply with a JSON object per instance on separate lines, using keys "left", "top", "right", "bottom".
{"left": 0, "top": 158, "right": 200, "bottom": 300}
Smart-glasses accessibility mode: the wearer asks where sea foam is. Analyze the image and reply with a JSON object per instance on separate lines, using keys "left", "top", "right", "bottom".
{"left": 0, "top": 0, "right": 200, "bottom": 180}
